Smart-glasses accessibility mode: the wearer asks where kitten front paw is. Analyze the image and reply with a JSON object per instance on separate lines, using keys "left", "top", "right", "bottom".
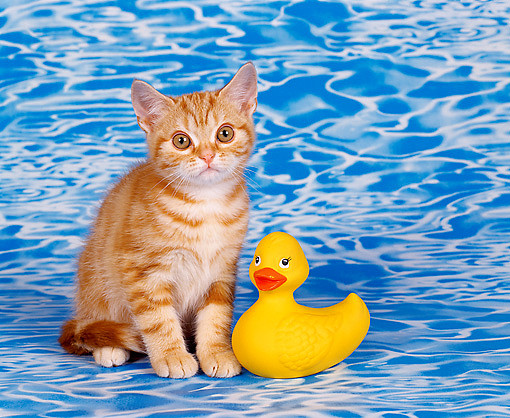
{"left": 151, "top": 351, "right": 198, "bottom": 378}
{"left": 93, "top": 347, "right": 130, "bottom": 367}
{"left": 198, "top": 348, "right": 242, "bottom": 378}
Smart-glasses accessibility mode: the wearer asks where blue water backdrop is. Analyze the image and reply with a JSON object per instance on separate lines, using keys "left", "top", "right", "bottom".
{"left": 1, "top": 0, "right": 509, "bottom": 416}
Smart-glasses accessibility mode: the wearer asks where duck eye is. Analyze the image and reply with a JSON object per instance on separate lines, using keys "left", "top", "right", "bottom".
{"left": 172, "top": 132, "right": 191, "bottom": 150}
{"left": 254, "top": 256, "right": 261, "bottom": 266}
{"left": 279, "top": 258, "right": 290, "bottom": 269}
{"left": 217, "top": 125, "right": 234, "bottom": 143}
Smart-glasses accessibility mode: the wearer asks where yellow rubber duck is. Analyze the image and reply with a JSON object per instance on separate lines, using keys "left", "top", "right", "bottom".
{"left": 232, "top": 232, "right": 370, "bottom": 378}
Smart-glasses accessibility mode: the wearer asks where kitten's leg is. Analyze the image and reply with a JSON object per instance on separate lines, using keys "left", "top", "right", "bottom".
{"left": 93, "top": 347, "right": 130, "bottom": 367}
{"left": 196, "top": 281, "right": 241, "bottom": 378}
{"left": 128, "top": 280, "right": 198, "bottom": 378}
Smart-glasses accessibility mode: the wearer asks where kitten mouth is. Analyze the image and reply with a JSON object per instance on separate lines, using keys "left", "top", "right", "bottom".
{"left": 193, "top": 166, "right": 224, "bottom": 184}
{"left": 199, "top": 166, "right": 219, "bottom": 177}
{"left": 199, "top": 164, "right": 224, "bottom": 176}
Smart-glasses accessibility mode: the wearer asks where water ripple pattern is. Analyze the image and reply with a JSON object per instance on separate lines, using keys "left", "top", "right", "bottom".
{"left": 1, "top": 0, "right": 509, "bottom": 416}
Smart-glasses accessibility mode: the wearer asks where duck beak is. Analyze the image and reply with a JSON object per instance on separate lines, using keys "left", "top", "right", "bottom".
{"left": 253, "top": 268, "right": 287, "bottom": 291}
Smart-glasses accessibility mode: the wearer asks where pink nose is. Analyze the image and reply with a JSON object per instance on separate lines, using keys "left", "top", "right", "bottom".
{"left": 200, "top": 152, "right": 215, "bottom": 166}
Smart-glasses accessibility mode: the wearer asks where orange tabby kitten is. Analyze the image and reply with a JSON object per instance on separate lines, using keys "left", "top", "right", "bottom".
{"left": 59, "top": 63, "right": 257, "bottom": 378}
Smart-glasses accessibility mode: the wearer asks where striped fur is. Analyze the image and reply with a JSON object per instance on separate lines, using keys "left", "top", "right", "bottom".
{"left": 59, "top": 63, "right": 257, "bottom": 378}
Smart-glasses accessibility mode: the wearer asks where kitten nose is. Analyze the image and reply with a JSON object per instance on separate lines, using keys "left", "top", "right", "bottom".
{"left": 200, "top": 151, "right": 215, "bottom": 166}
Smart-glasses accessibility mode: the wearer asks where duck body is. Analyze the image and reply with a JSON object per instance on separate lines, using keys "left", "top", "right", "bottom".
{"left": 232, "top": 232, "right": 370, "bottom": 379}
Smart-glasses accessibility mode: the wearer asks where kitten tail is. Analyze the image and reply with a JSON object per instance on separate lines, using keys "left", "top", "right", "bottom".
{"left": 59, "top": 319, "right": 145, "bottom": 355}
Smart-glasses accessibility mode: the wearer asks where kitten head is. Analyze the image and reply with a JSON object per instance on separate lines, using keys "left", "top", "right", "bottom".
{"left": 131, "top": 63, "right": 257, "bottom": 187}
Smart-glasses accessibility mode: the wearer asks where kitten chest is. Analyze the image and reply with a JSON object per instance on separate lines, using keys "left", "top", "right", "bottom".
{"left": 150, "top": 192, "right": 248, "bottom": 305}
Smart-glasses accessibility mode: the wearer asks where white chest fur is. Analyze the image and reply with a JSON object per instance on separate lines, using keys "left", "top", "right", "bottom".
{"left": 150, "top": 185, "right": 248, "bottom": 313}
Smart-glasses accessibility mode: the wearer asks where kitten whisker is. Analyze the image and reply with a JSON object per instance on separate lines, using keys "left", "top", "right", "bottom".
{"left": 153, "top": 172, "right": 181, "bottom": 200}
{"left": 148, "top": 172, "right": 174, "bottom": 194}
{"left": 169, "top": 174, "right": 190, "bottom": 200}
{"left": 234, "top": 166, "right": 261, "bottom": 193}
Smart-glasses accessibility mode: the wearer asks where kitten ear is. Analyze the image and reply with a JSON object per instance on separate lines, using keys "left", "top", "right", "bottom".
{"left": 131, "top": 79, "right": 172, "bottom": 133}
{"left": 219, "top": 62, "right": 257, "bottom": 114}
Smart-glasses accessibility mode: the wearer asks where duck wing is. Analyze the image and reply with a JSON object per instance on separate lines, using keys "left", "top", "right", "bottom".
{"left": 275, "top": 312, "right": 342, "bottom": 371}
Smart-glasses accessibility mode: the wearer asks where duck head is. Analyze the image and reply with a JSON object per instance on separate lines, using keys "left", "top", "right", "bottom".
{"left": 249, "top": 232, "right": 309, "bottom": 295}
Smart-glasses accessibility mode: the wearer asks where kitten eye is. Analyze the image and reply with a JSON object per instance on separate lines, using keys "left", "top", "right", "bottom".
{"left": 217, "top": 125, "right": 234, "bottom": 143}
{"left": 172, "top": 132, "right": 191, "bottom": 150}
{"left": 279, "top": 258, "right": 290, "bottom": 269}
{"left": 254, "top": 256, "right": 261, "bottom": 266}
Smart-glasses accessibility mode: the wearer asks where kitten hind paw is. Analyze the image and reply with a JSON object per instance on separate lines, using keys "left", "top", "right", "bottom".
{"left": 93, "top": 347, "right": 130, "bottom": 367}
